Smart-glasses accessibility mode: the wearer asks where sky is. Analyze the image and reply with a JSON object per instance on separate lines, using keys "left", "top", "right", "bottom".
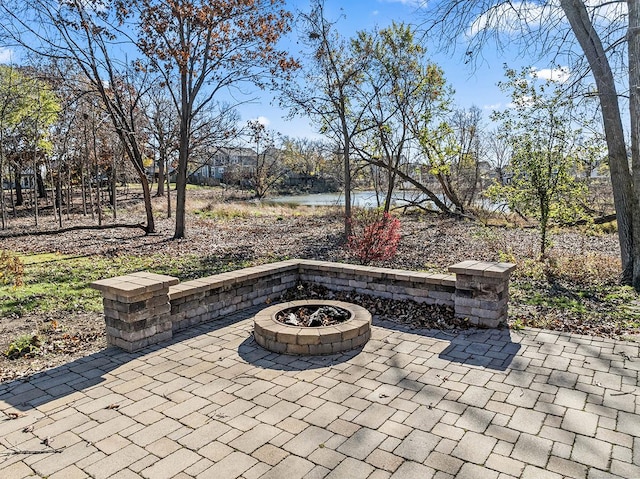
{"left": 0, "top": 0, "right": 580, "bottom": 140}
{"left": 237, "top": 0, "right": 550, "bottom": 140}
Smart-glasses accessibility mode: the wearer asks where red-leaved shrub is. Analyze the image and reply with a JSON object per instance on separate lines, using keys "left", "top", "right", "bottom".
{"left": 347, "top": 211, "right": 401, "bottom": 264}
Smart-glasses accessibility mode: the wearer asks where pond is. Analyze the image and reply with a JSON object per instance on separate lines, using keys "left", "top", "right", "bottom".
{"left": 268, "top": 190, "right": 422, "bottom": 207}
{"left": 268, "top": 190, "right": 505, "bottom": 212}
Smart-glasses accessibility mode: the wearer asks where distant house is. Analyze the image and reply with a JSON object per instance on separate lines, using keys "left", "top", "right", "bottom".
{"left": 17, "top": 167, "right": 36, "bottom": 189}
{"left": 1, "top": 169, "right": 34, "bottom": 190}
{"left": 189, "top": 147, "right": 257, "bottom": 185}
{"left": 478, "top": 161, "right": 514, "bottom": 186}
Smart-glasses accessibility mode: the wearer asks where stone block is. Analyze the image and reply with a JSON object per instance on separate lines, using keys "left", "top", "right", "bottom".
{"left": 334, "top": 339, "right": 352, "bottom": 353}
{"left": 449, "top": 261, "right": 516, "bottom": 279}
{"left": 277, "top": 328, "right": 302, "bottom": 344}
{"left": 318, "top": 328, "right": 342, "bottom": 344}
{"left": 286, "top": 343, "right": 310, "bottom": 355}
{"left": 455, "top": 296, "right": 499, "bottom": 309}
{"left": 297, "top": 329, "right": 321, "bottom": 346}
{"left": 476, "top": 318, "right": 502, "bottom": 328}
{"left": 471, "top": 306, "right": 507, "bottom": 320}
{"left": 338, "top": 324, "right": 360, "bottom": 341}
{"left": 309, "top": 343, "right": 334, "bottom": 355}
{"left": 352, "top": 332, "right": 370, "bottom": 347}
{"left": 265, "top": 338, "right": 287, "bottom": 354}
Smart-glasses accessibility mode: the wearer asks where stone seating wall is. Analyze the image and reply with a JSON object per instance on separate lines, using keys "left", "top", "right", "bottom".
{"left": 91, "top": 259, "right": 516, "bottom": 352}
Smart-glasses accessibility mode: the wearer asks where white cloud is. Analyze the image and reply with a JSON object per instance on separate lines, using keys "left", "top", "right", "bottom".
{"left": 530, "top": 66, "right": 570, "bottom": 83}
{"left": 251, "top": 116, "right": 271, "bottom": 127}
{"left": 380, "top": 0, "right": 427, "bottom": 7}
{"left": 508, "top": 95, "right": 535, "bottom": 109}
{"left": 467, "top": 1, "right": 563, "bottom": 37}
{"left": 484, "top": 103, "right": 502, "bottom": 110}
{"left": 467, "top": 0, "right": 625, "bottom": 38}
{"left": 586, "top": 0, "right": 627, "bottom": 24}
{"left": 0, "top": 48, "right": 14, "bottom": 63}
{"left": 468, "top": 2, "right": 542, "bottom": 36}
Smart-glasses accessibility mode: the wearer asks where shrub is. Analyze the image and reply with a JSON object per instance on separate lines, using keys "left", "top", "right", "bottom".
{"left": 347, "top": 210, "right": 401, "bottom": 264}
{"left": 4, "top": 334, "right": 41, "bottom": 359}
{"left": 0, "top": 250, "right": 24, "bottom": 287}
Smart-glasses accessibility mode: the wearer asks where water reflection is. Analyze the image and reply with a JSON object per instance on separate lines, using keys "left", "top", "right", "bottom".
{"left": 269, "top": 190, "right": 411, "bottom": 207}
{"left": 268, "top": 190, "right": 504, "bottom": 211}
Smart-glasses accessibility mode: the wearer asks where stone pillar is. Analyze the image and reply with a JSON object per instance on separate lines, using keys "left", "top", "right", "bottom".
{"left": 91, "top": 272, "right": 179, "bottom": 352}
{"left": 448, "top": 261, "right": 516, "bottom": 328}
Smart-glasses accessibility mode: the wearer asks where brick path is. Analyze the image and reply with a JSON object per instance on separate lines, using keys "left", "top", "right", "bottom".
{"left": 1, "top": 309, "right": 639, "bottom": 479}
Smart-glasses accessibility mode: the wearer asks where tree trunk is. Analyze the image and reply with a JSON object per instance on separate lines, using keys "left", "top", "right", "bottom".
{"left": 174, "top": 73, "right": 190, "bottom": 239}
{"left": 156, "top": 151, "right": 165, "bottom": 197}
{"left": 341, "top": 124, "right": 352, "bottom": 238}
{"left": 628, "top": 0, "right": 640, "bottom": 288}
{"left": 55, "top": 173, "right": 63, "bottom": 228}
{"left": 66, "top": 167, "right": 71, "bottom": 221}
{"left": 561, "top": 0, "right": 640, "bottom": 287}
{"left": 14, "top": 165, "right": 23, "bottom": 206}
{"left": 166, "top": 162, "right": 172, "bottom": 218}
{"left": 9, "top": 168, "right": 16, "bottom": 218}
{"left": 174, "top": 141, "right": 188, "bottom": 238}
{"left": 367, "top": 158, "right": 452, "bottom": 213}
{"left": 112, "top": 159, "right": 117, "bottom": 220}
{"left": 383, "top": 161, "right": 397, "bottom": 214}
{"left": 0, "top": 150, "right": 5, "bottom": 230}
{"left": 36, "top": 167, "right": 46, "bottom": 199}
{"left": 140, "top": 174, "right": 154, "bottom": 233}
{"left": 49, "top": 160, "right": 57, "bottom": 226}
{"left": 81, "top": 161, "right": 88, "bottom": 216}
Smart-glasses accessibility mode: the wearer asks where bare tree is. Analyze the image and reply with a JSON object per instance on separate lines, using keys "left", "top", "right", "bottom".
{"left": 244, "top": 120, "right": 285, "bottom": 199}
{"left": 283, "top": 0, "right": 372, "bottom": 238}
{"left": 144, "top": 88, "right": 178, "bottom": 200}
{"left": 0, "top": 0, "right": 158, "bottom": 232}
{"left": 187, "top": 102, "right": 241, "bottom": 183}
{"left": 120, "top": 0, "right": 297, "bottom": 239}
{"left": 281, "top": 137, "right": 341, "bottom": 191}
{"left": 486, "top": 128, "right": 512, "bottom": 186}
{"left": 449, "top": 105, "right": 484, "bottom": 207}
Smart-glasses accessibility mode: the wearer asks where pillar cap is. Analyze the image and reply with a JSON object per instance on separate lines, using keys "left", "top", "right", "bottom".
{"left": 91, "top": 272, "right": 179, "bottom": 297}
{"left": 448, "top": 261, "right": 516, "bottom": 279}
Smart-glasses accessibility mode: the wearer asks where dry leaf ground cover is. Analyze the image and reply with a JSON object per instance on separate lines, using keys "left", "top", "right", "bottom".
{"left": 0, "top": 187, "right": 638, "bottom": 381}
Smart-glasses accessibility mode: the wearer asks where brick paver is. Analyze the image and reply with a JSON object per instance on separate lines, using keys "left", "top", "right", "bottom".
{"left": 1, "top": 310, "right": 638, "bottom": 478}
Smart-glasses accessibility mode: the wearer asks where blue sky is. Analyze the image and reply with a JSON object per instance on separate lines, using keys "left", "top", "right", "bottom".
{"left": 0, "top": 0, "right": 568, "bottom": 139}
{"left": 240, "top": 0, "right": 542, "bottom": 139}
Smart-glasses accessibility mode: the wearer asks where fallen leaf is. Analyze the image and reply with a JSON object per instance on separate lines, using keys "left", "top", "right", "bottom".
{"left": 5, "top": 412, "right": 26, "bottom": 420}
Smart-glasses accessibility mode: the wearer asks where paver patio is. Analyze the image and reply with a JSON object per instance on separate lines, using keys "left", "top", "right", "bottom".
{"left": 1, "top": 307, "right": 639, "bottom": 479}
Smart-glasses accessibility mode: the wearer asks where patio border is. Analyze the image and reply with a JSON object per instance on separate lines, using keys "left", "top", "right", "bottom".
{"left": 91, "top": 259, "right": 515, "bottom": 352}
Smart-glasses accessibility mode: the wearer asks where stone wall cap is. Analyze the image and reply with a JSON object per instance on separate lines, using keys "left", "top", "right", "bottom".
{"left": 448, "top": 261, "right": 516, "bottom": 278}
{"left": 128, "top": 272, "right": 180, "bottom": 287}
{"left": 91, "top": 272, "right": 179, "bottom": 295}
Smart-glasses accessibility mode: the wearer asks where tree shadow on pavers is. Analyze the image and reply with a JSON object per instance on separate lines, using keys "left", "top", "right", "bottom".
{"left": 373, "top": 318, "right": 521, "bottom": 372}
{"left": 437, "top": 328, "right": 522, "bottom": 371}
{"left": 0, "top": 346, "right": 140, "bottom": 413}
{"left": 0, "top": 310, "right": 256, "bottom": 412}
{"left": 237, "top": 334, "right": 363, "bottom": 371}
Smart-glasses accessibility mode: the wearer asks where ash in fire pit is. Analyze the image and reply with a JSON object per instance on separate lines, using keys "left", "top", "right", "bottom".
{"left": 277, "top": 305, "right": 350, "bottom": 327}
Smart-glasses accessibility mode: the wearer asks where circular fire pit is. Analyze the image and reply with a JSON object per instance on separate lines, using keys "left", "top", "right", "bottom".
{"left": 254, "top": 300, "right": 371, "bottom": 355}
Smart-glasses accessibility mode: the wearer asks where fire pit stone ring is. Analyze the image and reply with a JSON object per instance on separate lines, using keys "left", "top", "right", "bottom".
{"left": 254, "top": 299, "right": 371, "bottom": 355}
